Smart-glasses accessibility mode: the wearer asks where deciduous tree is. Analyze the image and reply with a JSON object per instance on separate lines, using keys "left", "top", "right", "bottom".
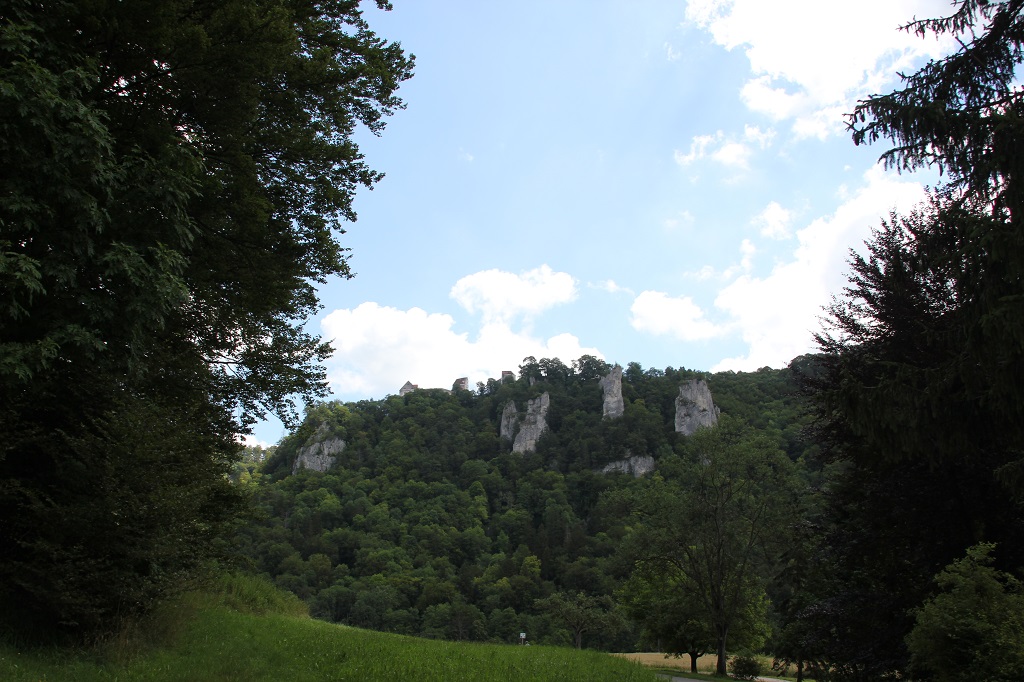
{"left": 0, "top": 0, "right": 412, "bottom": 636}
{"left": 626, "top": 420, "right": 796, "bottom": 675}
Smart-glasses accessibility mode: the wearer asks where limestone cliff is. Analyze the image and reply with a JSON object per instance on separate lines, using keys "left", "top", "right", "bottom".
{"left": 601, "top": 454, "right": 655, "bottom": 478}
{"left": 674, "top": 379, "right": 720, "bottom": 435}
{"left": 599, "top": 364, "right": 624, "bottom": 419}
{"left": 292, "top": 422, "right": 345, "bottom": 474}
{"left": 512, "top": 392, "right": 550, "bottom": 454}
{"left": 499, "top": 400, "right": 518, "bottom": 441}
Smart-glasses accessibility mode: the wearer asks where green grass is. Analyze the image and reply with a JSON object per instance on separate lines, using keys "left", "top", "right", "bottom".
{"left": 0, "top": 575, "right": 660, "bottom": 681}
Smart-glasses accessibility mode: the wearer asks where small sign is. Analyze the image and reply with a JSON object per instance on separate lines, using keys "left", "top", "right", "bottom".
{"left": 520, "top": 632, "right": 526, "bottom": 640}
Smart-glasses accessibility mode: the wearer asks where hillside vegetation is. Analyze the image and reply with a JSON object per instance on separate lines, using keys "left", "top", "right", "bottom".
{"left": 235, "top": 357, "right": 816, "bottom": 662}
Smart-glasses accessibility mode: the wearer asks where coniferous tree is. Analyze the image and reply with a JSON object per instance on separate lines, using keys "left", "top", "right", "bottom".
{"left": 802, "top": 1, "right": 1024, "bottom": 676}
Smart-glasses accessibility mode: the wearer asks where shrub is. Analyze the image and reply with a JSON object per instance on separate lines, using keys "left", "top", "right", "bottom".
{"left": 729, "top": 653, "right": 763, "bottom": 680}
{"left": 210, "top": 572, "right": 309, "bottom": 617}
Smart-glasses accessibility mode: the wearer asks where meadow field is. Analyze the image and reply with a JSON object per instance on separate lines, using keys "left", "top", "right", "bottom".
{"left": 0, "top": 576, "right": 661, "bottom": 682}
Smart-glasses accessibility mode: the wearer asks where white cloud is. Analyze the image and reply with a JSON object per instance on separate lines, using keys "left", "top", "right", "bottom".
{"left": 449, "top": 265, "right": 577, "bottom": 323}
{"left": 238, "top": 433, "right": 271, "bottom": 448}
{"left": 739, "top": 238, "right": 755, "bottom": 271}
{"left": 720, "top": 238, "right": 757, "bottom": 279}
{"left": 743, "top": 124, "right": 775, "bottom": 149}
{"left": 753, "top": 201, "right": 794, "bottom": 239}
{"left": 686, "top": 0, "right": 955, "bottom": 138}
{"left": 711, "top": 141, "right": 753, "bottom": 169}
{"left": 592, "top": 279, "right": 635, "bottom": 296}
{"left": 687, "top": 264, "right": 717, "bottom": 281}
{"left": 676, "top": 124, "right": 776, "bottom": 171}
{"left": 665, "top": 42, "right": 682, "bottom": 61}
{"left": 321, "top": 302, "right": 602, "bottom": 398}
{"left": 710, "top": 166, "right": 928, "bottom": 371}
{"left": 674, "top": 132, "right": 722, "bottom": 165}
{"left": 630, "top": 291, "right": 725, "bottom": 341}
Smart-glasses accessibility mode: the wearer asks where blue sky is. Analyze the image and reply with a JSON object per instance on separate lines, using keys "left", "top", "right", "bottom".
{"left": 251, "top": 0, "right": 954, "bottom": 445}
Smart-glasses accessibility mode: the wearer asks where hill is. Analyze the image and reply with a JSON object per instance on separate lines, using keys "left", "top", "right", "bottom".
{"left": 235, "top": 356, "right": 816, "bottom": 650}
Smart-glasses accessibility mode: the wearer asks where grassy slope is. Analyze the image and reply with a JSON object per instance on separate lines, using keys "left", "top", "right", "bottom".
{"left": 0, "top": 606, "right": 661, "bottom": 682}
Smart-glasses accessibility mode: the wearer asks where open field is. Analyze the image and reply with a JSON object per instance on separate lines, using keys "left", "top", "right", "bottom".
{"left": 0, "top": 606, "right": 662, "bottom": 682}
{"left": 614, "top": 652, "right": 721, "bottom": 675}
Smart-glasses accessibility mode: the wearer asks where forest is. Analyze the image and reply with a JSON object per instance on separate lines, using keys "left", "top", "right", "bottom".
{"left": 2, "top": 1, "right": 1024, "bottom": 681}
{"left": 234, "top": 359, "right": 813, "bottom": 672}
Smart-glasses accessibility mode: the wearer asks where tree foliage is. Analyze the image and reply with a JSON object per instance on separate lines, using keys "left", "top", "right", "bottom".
{"left": 850, "top": 0, "right": 1024, "bottom": 218}
{"left": 907, "top": 543, "right": 1024, "bottom": 682}
{"left": 236, "top": 360, "right": 814, "bottom": 652}
{"left": 0, "top": 0, "right": 412, "bottom": 637}
{"left": 800, "top": 1, "right": 1024, "bottom": 677}
{"left": 624, "top": 420, "right": 797, "bottom": 675}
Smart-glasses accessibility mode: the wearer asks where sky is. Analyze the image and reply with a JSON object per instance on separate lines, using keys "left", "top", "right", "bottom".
{"left": 250, "top": 0, "right": 956, "bottom": 445}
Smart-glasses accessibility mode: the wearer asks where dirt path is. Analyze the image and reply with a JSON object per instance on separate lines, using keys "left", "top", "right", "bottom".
{"left": 657, "top": 676, "right": 788, "bottom": 682}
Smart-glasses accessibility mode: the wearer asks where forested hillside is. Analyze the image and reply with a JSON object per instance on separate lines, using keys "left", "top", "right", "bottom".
{"left": 236, "top": 357, "right": 816, "bottom": 660}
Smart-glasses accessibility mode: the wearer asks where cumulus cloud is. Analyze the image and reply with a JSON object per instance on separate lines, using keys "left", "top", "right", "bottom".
{"left": 753, "top": 201, "right": 794, "bottom": 239}
{"left": 592, "top": 279, "right": 635, "bottom": 296}
{"left": 238, "top": 433, "right": 271, "bottom": 448}
{"left": 686, "top": 0, "right": 954, "bottom": 138}
{"left": 630, "top": 291, "right": 725, "bottom": 342}
{"left": 320, "top": 267, "right": 599, "bottom": 398}
{"left": 675, "top": 125, "right": 776, "bottom": 171}
{"left": 675, "top": 132, "right": 722, "bottom": 165}
{"left": 711, "top": 141, "right": 753, "bottom": 169}
{"left": 710, "top": 166, "right": 927, "bottom": 371}
{"left": 450, "top": 265, "right": 577, "bottom": 323}
{"left": 322, "top": 303, "right": 602, "bottom": 398}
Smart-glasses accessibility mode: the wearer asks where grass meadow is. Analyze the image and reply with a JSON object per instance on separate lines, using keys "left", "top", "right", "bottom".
{"left": 0, "top": 574, "right": 661, "bottom": 682}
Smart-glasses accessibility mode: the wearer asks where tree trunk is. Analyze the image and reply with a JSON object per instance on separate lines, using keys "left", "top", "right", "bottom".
{"left": 689, "top": 651, "right": 699, "bottom": 673}
{"left": 796, "top": 658, "right": 804, "bottom": 682}
{"left": 716, "top": 631, "right": 728, "bottom": 676}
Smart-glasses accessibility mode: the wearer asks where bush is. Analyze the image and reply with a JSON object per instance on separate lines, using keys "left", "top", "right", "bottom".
{"left": 729, "top": 653, "right": 763, "bottom": 680}
{"left": 210, "top": 572, "right": 309, "bottom": 617}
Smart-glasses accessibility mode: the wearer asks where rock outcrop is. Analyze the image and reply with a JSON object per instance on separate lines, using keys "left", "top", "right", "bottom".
{"left": 674, "top": 379, "right": 720, "bottom": 435}
{"left": 292, "top": 422, "right": 345, "bottom": 474}
{"left": 499, "top": 400, "right": 518, "bottom": 441}
{"left": 512, "top": 392, "right": 550, "bottom": 454}
{"left": 601, "top": 454, "right": 655, "bottom": 478}
{"left": 599, "top": 364, "right": 624, "bottom": 419}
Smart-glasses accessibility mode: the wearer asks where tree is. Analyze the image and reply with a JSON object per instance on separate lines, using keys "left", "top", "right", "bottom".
{"left": 535, "top": 591, "right": 619, "bottom": 650}
{"left": 850, "top": 0, "right": 1024, "bottom": 219}
{"left": 843, "top": 0, "right": 1024, "bottom": 474}
{"left": 626, "top": 420, "right": 796, "bottom": 675}
{"left": 907, "top": 544, "right": 1024, "bottom": 682}
{"left": 803, "top": 3, "right": 1024, "bottom": 673}
{"left": 619, "top": 568, "right": 714, "bottom": 674}
{"left": 0, "top": 0, "right": 412, "bottom": 637}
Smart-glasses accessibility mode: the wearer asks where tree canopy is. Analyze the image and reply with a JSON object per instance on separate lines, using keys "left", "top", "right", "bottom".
{"left": 799, "top": 1, "right": 1024, "bottom": 677}
{"left": 0, "top": 0, "right": 412, "bottom": 636}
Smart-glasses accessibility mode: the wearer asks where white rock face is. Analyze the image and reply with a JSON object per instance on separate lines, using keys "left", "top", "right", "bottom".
{"left": 512, "top": 392, "right": 550, "bottom": 454}
{"left": 292, "top": 422, "right": 345, "bottom": 474}
{"left": 601, "top": 454, "right": 655, "bottom": 478}
{"left": 499, "top": 400, "right": 518, "bottom": 441}
{"left": 674, "top": 379, "right": 720, "bottom": 435}
{"left": 599, "top": 365, "right": 624, "bottom": 419}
